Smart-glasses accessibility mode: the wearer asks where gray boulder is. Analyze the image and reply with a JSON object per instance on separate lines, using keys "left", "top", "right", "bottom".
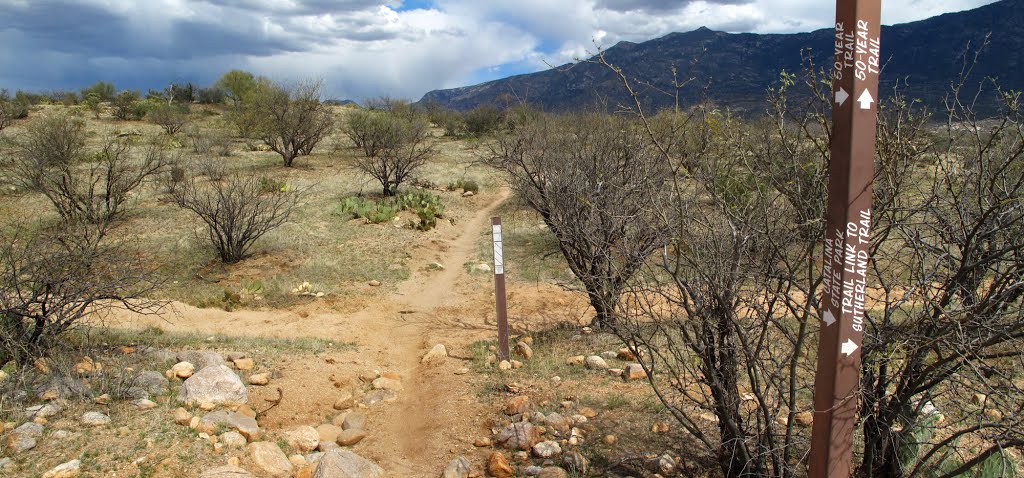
{"left": 442, "top": 456, "right": 472, "bottom": 478}
{"left": 199, "top": 410, "right": 261, "bottom": 441}
{"left": 314, "top": 449, "right": 385, "bottom": 478}
{"left": 199, "top": 465, "right": 254, "bottom": 478}
{"left": 176, "top": 350, "right": 226, "bottom": 369}
{"left": 178, "top": 365, "right": 247, "bottom": 406}
{"left": 136, "top": 371, "right": 170, "bottom": 395}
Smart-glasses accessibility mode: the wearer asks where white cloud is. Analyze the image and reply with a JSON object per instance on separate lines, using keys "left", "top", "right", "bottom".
{"left": 0, "top": 0, "right": 1000, "bottom": 101}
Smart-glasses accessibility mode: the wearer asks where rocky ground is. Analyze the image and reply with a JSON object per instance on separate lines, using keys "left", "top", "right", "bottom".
{"left": 0, "top": 187, "right": 698, "bottom": 477}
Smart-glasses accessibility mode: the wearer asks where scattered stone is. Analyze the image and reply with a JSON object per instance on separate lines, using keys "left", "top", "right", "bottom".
{"left": 600, "top": 351, "right": 618, "bottom": 360}
{"left": 498, "top": 360, "right": 512, "bottom": 371}
{"left": 333, "top": 391, "right": 355, "bottom": 410}
{"left": 474, "top": 437, "right": 493, "bottom": 447}
{"left": 133, "top": 399, "right": 158, "bottom": 410}
{"left": 454, "top": 367, "right": 470, "bottom": 375}
{"left": 199, "top": 465, "right": 253, "bottom": 478}
{"left": 286, "top": 426, "right": 321, "bottom": 453}
{"left": 52, "top": 430, "right": 72, "bottom": 440}
{"left": 504, "top": 395, "right": 530, "bottom": 416}
{"left": 25, "top": 402, "right": 61, "bottom": 419}
{"left": 607, "top": 368, "right": 623, "bottom": 377}
{"left": 560, "top": 401, "right": 573, "bottom": 409}
{"left": 429, "top": 262, "right": 445, "bottom": 270}
{"left": 221, "top": 431, "right": 247, "bottom": 448}
{"left": 248, "top": 441, "right": 293, "bottom": 478}
{"left": 95, "top": 394, "right": 112, "bottom": 405}
{"left": 178, "top": 365, "right": 248, "bottom": 406}
{"left": 177, "top": 351, "right": 227, "bottom": 369}
{"left": 584, "top": 356, "right": 608, "bottom": 370}
{"left": 462, "top": 191, "right": 475, "bottom": 197}
{"left": 794, "top": 411, "right": 813, "bottom": 427}
{"left": 225, "top": 352, "right": 247, "bottom": 362}
{"left": 487, "top": 452, "right": 514, "bottom": 478}
{"left": 537, "top": 467, "right": 568, "bottom": 478}
{"left": 233, "top": 358, "right": 255, "bottom": 371}
{"left": 515, "top": 342, "right": 534, "bottom": 360}
{"left": 511, "top": 360, "right": 523, "bottom": 369}
{"left": 581, "top": 327, "right": 593, "bottom": 334}
{"left": 171, "top": 361, "right": 196, "bottom": 379}
{"left": 290, "top": 454, "right": 308, "bottom": 467}
{"left": 198, "top": 410, "right": 261, "bottom": 441}
{"left": 39, "top": 389, "right": 59, "bottom": 401}
{"left": 0, "top": 370, "right": 7, "bottom": 382}
{"left": 651, "top": 422, "right": 670, "bottom": 433}
{"left": 565, "top": 356, "right": 585, "bottom": 366}
{"left": 342, "top": 412, "right": 367, "bottom": 431}
{"left": 543, "top": 413, "right": 570, "bottom": 433}
{"left": 368, "top": 280, "right": 381, "bottom": 287}
{"left": 5, "top": 422, "right": 43, "bottom": 452}
{"left": 622, "top": 363, "right": 646, "bottom": 381}
{"left": 421, "top": 344, "right": 448, "bottom": 363}
{"left": 973, "top": 393, "right": 987, "bottom": 406}
{"left": 138, "top": 371, "right": 170, "bottom": 395}
{"left": 336, "top": 429, "right": 367, "bottom": 446}
{"left": 520, "top": 336, "right": 534, "bottom": 345}
{"left": 442, "top": 456, "right": 472, "bottom": 478}
{"left": 532, "top": 440, "right": 562, "bottom": 458}
{"left": 361, "top": 389, "right": 398, "bottom": 407}
{"left": 653, "top": 453, "right": 676, "bottom": 475}
{"left": 578, "top": 407, "right": 598, "bottom": 418}
{"left": 568, "top": 427, "right": 584, "bottom": 445}
{"left": 81, "top": 411, "right": 111, "bottom": 426}
{"left": 476, "top": 263, "right": 491, "bottom": 273}
{"left": 173, "top": 408, "right": 193, "bottom": 426}
{"left": 617, "top": 348, "right": 636, "bottom": 361}
{"left": 200, "top": 401, "right": 218, "bottom": 411}
{"left": 249, "top": 373, "right": 271, "bottom": 386}
{"left": 313, "top": 449, "right": 384, "bottom": 478}
{"left": 235, "top": 404, "right": 257, "bottom": 418}
{"left": 42, "top": 459, "right": 81, "bottom": 478}
{"left": 602, "top": 434, "right": 617, "bottom": 445}
{"left": 74, "top": 357, "right": 101, "bottom": 375}
{"left": 524, "top": 465, "right": 542, "bottom": 476}
{"left": 371, "top": 377, "right": 403, "bottom": 392}
{"left": 561, "top": 451, "right": 589, "bottom": 475}
{"left": 316, "top": 424, "right": 343, "bottom": 444}
{"left": 496, "top": 422, "right": 541, "bottom": 451}
{"left": 319, "top": 441, "right": 340, "bottom": 452}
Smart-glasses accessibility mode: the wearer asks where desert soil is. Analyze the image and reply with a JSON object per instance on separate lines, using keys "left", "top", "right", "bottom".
{"left": 111, "top": 186, "right": 588, "bottom": 477}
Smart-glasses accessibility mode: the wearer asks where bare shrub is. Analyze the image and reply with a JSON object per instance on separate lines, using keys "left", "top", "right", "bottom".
{"left": 0, "top": 224, "right": 162, "bottom": 367}
{"left": 147, "top": 103, "right": 190, "bottom": 135}
{"left": 186, "top": 125, "right": 233, "bottom": 157}
{"left": 5, "top": 113, "right": 164, "bottom": 227}
{"left": 345, "top": 113, "right": 434, "bottom": 196}
{"left": 172, "top": 172, "right": 301, "bottom": 263}
{"left": 489, "top": 112, "right": 675, "bottom": 326}
{"left": 252, "top": 80, "right": 335, "bottom": 167}
{"left": 0, "top": 89, "right": 30, "bottom": 131}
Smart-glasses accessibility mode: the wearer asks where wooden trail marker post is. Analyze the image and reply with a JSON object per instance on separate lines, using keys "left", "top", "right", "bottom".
{"left": 491, "top": 217, "right": 510, "bottom": 361}
{"left": 809, "top": 0, "right": 882, "bottom": 476}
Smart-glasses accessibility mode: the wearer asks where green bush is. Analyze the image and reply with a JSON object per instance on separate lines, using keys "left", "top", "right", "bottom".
{"left": 257, "top": 176, "right": 291, "bottom": 194}
{"left": 463, "top": 104, "right": 502, "bottom": 136}
{"left": 450, "top": 178, "right": 480, "bottom": 193}
{"left": 0, "top": 90, "right": 30, "bottom": 130}
{"left": 112, "top": 91, "right": 146, "bottom": 121}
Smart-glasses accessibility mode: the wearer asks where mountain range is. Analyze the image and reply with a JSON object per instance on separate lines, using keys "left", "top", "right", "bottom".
{"left": 417, "top": 0, "right": 1024, "bottom": 115}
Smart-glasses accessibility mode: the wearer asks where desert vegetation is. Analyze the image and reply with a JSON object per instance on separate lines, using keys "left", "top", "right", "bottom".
{"left": 0, "top": 45, "right": 1021, "bottom": 478}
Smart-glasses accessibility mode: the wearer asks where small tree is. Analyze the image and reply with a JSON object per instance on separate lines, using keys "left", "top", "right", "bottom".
{"left": 345, "top": 112, "right": 434, "bottom": 196}
{"left": 80, "top": 81, "right": 116, "bottom": 103}
{"left": 251, "top": 80, "right": 335, "bottom": 167}
{"left": 215, "top": 70, "right": 258, "bottom": 104}
{"left": 172, "top": 172, "right": 301, "bottom": 263}
{"left": 489, "top": 112, "right": 675, "bottom": 326}
{"left": 0, "top": 89, "right": 30, "bottom": 131}
{"left": 111, "top": 90, "right": 145, "bottom": 120}
{"left": 147, "top": 103, "right": 190, "bottom": 135}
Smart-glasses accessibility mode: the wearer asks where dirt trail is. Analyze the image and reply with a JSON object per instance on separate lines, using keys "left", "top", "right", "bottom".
{"left": 113, "top": 188, "right": 519, "bottom": 476}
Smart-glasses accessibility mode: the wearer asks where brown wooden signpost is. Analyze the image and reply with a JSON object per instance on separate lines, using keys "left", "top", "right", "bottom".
{"left": 491, "top": 217, "right": 511, "bottom": 361}
{"left": 809, "top": 0, "right": 882, "bottom": 476}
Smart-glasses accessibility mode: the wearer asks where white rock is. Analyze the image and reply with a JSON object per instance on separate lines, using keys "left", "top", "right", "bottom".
{"left": 313, "top": 449, "right": 384, "bottom": 478}
{"left": 42, "top": 459, "right": 80, "bottom": 478}
{"left": 421, "top": 344, "right": 448, "bottom": 363}
{"left": 532, "top": 440, "right": 562, "bottom": 458}
{"left": 584, "top": 355, "right": 609, "bottom": 370}
{"left": 178, "top": 365, "right": 248, "bottom": 406}
{"left": 81, "top": 411, "right": 111, "bottom": 426}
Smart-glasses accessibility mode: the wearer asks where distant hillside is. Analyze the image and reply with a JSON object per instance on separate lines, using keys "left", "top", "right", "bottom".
{"left": 417, "top": 0, "right": 1024, "bottom": 115}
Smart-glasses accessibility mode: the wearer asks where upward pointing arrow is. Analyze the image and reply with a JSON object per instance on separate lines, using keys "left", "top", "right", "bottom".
{"left": 835, "top": 88, "right": 849, "bottom": 106}
{"left": 858, "top": 89, "right": 874, "bottom": 110}
{"left": 823, "top": 310, "right": 836, "bottom": 326}
{"left": 841, "top": 339, "right": 859, "bottom": 357}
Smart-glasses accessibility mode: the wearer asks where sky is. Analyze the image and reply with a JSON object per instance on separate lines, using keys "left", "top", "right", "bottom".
{"left": 0, "top": 0, "right": 1000, "bottom": 102}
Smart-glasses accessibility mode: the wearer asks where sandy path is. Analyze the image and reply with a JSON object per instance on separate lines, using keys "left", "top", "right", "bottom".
{"left": 113, "top": 188, "right": 516, "bottom": 476}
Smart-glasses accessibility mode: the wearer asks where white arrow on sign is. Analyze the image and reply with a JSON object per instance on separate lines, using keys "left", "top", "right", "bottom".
{"left": 858, "top": 89, "right": 874, "bottom": 110}
{"left": 835, "top": 88, "right": 849, "bottom": 106}
{"left": 841, "top": 339, "right": 859, "bottom": 356}
{"left": 823, "top": 310, "right": 836, "bottom": 326}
